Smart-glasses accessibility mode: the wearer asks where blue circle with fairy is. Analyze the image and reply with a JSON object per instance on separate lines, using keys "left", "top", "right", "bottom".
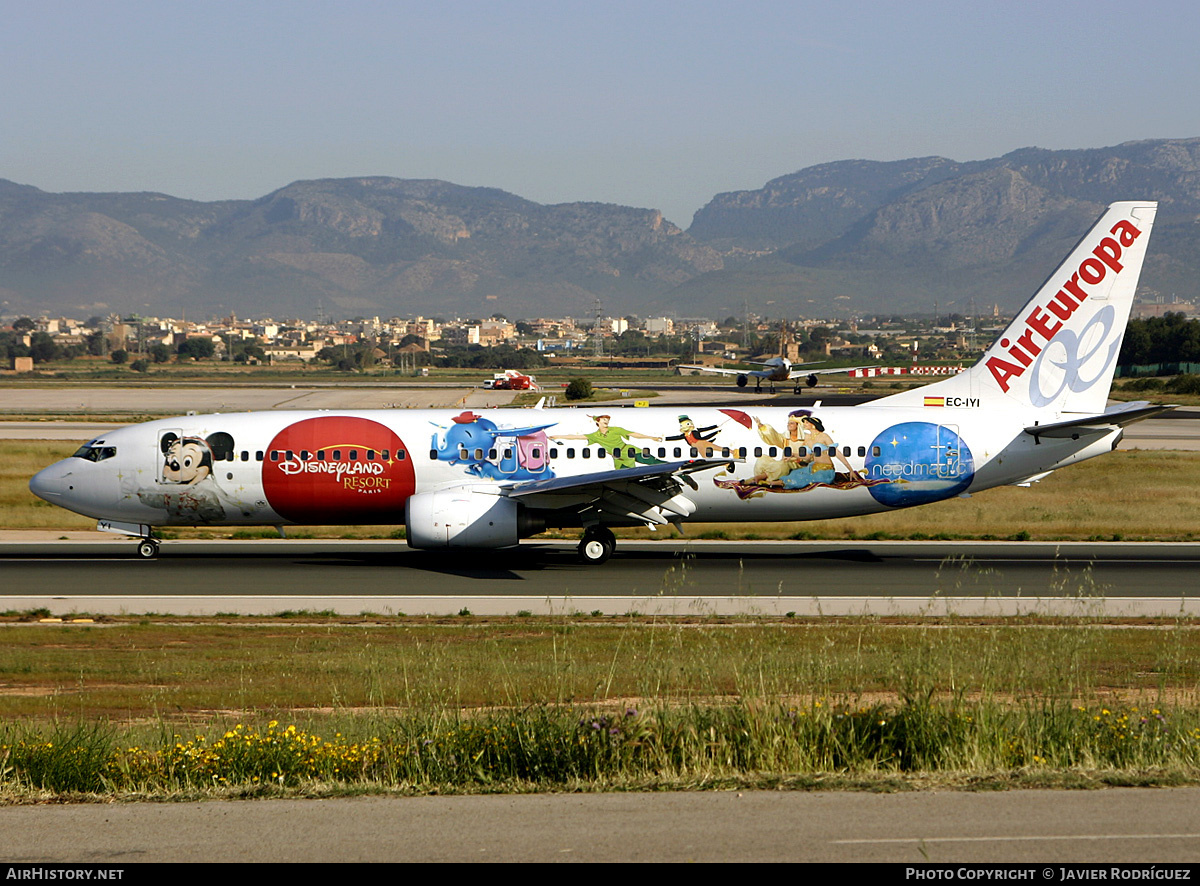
{"left": 864, "top": 422, "right": 975, "bottom": 507}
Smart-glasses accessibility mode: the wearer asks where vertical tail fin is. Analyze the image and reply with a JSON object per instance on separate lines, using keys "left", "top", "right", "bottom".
{"left": 877, "top": 201, "right": 1157, "bottom": 414}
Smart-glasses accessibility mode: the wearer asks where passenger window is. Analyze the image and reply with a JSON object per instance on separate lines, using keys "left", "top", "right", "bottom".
{"left": 722, "top": 448, "right": 730, "bottom": 458}
{"left": 349, "top": 450, "right": 358, "bottom": 461}
{"left": 429, "top": 450, "right": 437, "bottom": 460}
{"left": 333, "top": 450, "right": 342, "bottom": 460}
{"left": 532, "top": 447, "right": 541, "bottom": 459}
{"left": 690, "top": 447, "right": 698, "bottom": 458}
{"left": 797, "top": 447, "right": 807, "bottom": 457}
{"left": 300, "top": 450, "right": 311, "bottom": 461}
{"left": 754, "top": 447, "right": 763, "bottom": 457}
{"left": 397, "top": 450, "right": 406, "bottom": 460}
{"left": 256, "top": 451, "right": 264, "bottom": 462}
{"left": 598, "top": 448, "right": 607, "bottom": 458}
{"left": 286, "top": 450, "right": 294, "bottom": 461}
{"left": 658, "top": 447, "right": 666, "bottom": 458}
{"left": 567, "top": 448, "right": 575, "bottom": 458}
{"left": 474, "top": 448, "right": 484, "bottom": 460}
{"left": 769, "top": 447, "right": 777, "bottom": 457}
{"left": 674, "top": 447, "right": 681, "bottom": 458}
{"left": 271, "top": 451, "right": 279, "bottom": 461}
{"left": 317, "top": 450, "right": 326, "bottom": 461}
{"left": 504, "top": 448, "right": 512, "bottom": 460}
{"left": 738, "top": 447, "right": 746, "bottom": 458}
{"left": 582, "top": 448, "right": 591, "bottom": 459}
{"left": 367, "top": 450, "right": 376, "bottom": 460}
{"left": 858, "top": 446, "right": 866, "bottom": 457}
{"left": 381, "top": 449, "right": 389, "bottom": 461}
{"left": 813, "top": 446, "right": 822, "bottom": 456}
{"left": 550, "top": 447, "right": 559, "bottom": 459}
{"left": 490, "top": 449, "right": 498, "bottom": 460}
{"left": 872, "top": 446, "right": 881, "bottom": 457}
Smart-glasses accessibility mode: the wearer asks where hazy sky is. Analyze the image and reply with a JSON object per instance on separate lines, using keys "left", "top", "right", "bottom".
{"left": 4, "top": 0, "right": 1198, "bottom": 226}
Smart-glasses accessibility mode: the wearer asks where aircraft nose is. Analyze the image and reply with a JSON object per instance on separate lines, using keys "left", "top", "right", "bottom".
{"left": 29, "top": 462, "right": 71, "bottom": 502}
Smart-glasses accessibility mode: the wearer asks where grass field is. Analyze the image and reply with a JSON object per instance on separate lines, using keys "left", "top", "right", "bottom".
{"left": 4, "top": 618, "right": 1200, "bottom": 797}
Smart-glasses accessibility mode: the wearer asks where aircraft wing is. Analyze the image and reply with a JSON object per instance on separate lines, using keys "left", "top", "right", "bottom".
{"left": 503, "top": 458, "right": 735, "bottom": 526}
{"left": 786, "top": 365, "right": 868, "bottom": 380}
{"left": 676, "top": 364, "right": 752, "bottom": 377}
{"left": 677, "top": 361, "right": 825, "bottom": 377}
{"left": 1023, "top": 401, "right": 1176, "bottom": 440}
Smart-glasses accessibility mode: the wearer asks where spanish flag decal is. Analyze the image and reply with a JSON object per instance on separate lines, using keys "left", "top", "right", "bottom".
{"left": 924, "top": 396, "right": 945, "bottom": 407}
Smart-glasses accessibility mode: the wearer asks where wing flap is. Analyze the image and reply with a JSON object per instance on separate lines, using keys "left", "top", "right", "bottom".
{"left": 505, "top": 458, "right": 733, "bottom": 500}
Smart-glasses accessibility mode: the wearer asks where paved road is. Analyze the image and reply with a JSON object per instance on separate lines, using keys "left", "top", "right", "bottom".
{"left": 3, "top": 787, "right": 1200, "bottom": 862}
{"left": 3, "top": 540, "right": 1198, "bottom": 616}
{"left": 0, "top": 384, "right": 517, "bottom": 415}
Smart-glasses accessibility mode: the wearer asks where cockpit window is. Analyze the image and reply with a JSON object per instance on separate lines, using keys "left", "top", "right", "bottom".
{"left": 71, "top": 444, "right": 117, "bottom": 462}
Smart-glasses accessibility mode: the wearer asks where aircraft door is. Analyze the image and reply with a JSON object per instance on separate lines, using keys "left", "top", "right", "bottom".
{"left": 936, "top": 423, "right": 967, "bottom": 485}
{"left": 517, "top": 432, "right": 549, "bottom": 474}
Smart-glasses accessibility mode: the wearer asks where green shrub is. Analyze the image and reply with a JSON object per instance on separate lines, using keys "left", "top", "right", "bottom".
{"left": 565, "top": 377, "right": 593, "bottom": 401}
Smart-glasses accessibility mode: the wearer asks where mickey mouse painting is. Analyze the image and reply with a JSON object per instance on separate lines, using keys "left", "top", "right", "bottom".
{"left": 135, "top": 431, "right": 240, "bottom": 523}
{"left": 159, "top": 432, "right": 235, "bottom": 485}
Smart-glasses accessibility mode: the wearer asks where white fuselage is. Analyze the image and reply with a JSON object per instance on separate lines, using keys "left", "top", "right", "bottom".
{"left": 29, "top": 403, "right": 1115, "bottom": 532}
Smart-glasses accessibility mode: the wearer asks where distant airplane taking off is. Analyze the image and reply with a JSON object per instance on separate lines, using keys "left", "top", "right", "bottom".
{"left": 32, "top": 203, "right": 1169, "bottom": 565}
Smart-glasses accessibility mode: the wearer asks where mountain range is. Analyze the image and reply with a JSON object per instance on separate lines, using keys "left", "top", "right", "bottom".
{"left": 2, "top": 138, "right": 1198, "bottom": 321}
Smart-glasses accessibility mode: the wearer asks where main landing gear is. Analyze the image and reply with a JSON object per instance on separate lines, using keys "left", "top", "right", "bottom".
{"left": 577, "top": 526, "right": 616, "bottom": 565}
{"left": 135, "top": 537, "right": 160, "bottom": 559}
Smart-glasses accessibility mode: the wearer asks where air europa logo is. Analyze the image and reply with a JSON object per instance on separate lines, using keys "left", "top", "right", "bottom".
{"left": 986, "top": 219, "right": 1142, "bottom": 394}
{"left": 262, "top": 416, "right": 416, "bottom": 523}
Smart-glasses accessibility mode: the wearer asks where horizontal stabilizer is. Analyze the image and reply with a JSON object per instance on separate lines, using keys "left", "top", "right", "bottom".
{"left": 1023, "top": 401, "right": 1175, "bottom": 440}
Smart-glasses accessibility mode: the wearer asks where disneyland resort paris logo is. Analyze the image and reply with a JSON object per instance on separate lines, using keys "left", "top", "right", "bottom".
{"left": 276, "top": 451, "right": 391, "bottom": 491}
{"left": 261, "top": 417, "right": 415, "bottom": 523}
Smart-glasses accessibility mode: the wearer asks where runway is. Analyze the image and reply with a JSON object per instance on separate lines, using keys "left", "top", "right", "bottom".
{"left": 3, "top": 539, "right": 1198, "bottom": 617}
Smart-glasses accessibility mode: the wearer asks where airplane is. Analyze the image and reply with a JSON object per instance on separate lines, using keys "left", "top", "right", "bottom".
{"left": 30, "top": 202, "right": 1168, "bottom": 566}
{"left": 678, "top": 328, "right": 862, "bottom": 392}
{"left": 676, "top": 354, "right": 848, "bottom": 393}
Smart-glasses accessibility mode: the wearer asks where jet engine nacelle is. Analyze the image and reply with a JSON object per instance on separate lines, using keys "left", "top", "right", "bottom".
{"left": 736, "top": 374, "right": 748, "bottom": 388}
{"left": 806, "top": 374, "right": 819, "bottom": 388}
{"left": 405, "top": 489, "right": 519, "bottom": 549}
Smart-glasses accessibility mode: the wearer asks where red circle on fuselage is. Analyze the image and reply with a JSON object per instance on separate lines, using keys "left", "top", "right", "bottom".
{"left": 262, "top": 416, "right": 416, "bottom": 523}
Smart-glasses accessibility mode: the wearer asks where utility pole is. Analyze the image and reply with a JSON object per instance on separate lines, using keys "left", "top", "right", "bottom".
{"left": 592, "top": 296, "right": 605, "bottom": 358}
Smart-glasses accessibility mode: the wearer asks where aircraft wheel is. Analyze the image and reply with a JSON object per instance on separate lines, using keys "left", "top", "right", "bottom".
{"left": 136, "top": 538, "right": 159, "bottom": 560}
{"left": 578, "top": 527, "right": 615, "bottom": 565}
